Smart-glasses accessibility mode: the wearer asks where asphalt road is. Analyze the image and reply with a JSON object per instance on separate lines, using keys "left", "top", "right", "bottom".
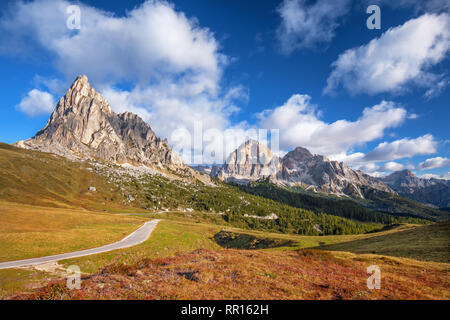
{"left": 0, "top": 219, "right": 161, "bottom": 270}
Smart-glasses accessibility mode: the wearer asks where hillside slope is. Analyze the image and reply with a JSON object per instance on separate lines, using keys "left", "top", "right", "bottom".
{"left": 13, "top": 247, "right": 450, "bottom": 300}
{"left": 237, "top": 181, "right": 448, "bottom": 222}
{"left": 320, "top": 220, "right": 450, "bottom": 262}
{"left": 0, "top": 143, "right": 124, "bottom": 211}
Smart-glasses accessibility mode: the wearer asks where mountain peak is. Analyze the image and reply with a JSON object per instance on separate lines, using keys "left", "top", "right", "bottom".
{"left": 214, "top": 141, "right": 394, "bottom": 198}
{"left": 239, "top": 139, "right": 266, "bottom": 148}
{"left": 380, "top": 169, "right": 450, "bottom": 207}
{"left": 14, "top": 75, "right": 186, "bottom": 172}
{"left": 228, "top": 139, "right": 275, "bottom": 166}
{"left": 401, "top": 170, "right": 414, "bottom": 177}
{"left": 52, "top": 74, "right": 112, "bottom": 118}
{"left": 216, "top": 139, "right": 280, "bottom": 183}
{"left": 286, "top": 146, "right": 313, "bottom": 161}
{"left": 72, "top": 74, "right": 90, "bottom": 87}
{"left": 386, "top": 170, "right": 415, "bottom": 180}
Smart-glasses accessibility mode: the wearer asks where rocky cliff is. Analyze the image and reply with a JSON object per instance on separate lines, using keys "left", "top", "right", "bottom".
{"left": 280, "top": 147, "right": 393, "bottom": 197}
{"left": 213, "top": 140, "right": 394, "bottom": 198}
{"left": 380, "top": 170, "right": 450, "bottom": 208}
{"left": 215, "top": 140, "right": 281, "bottom": 184}
{"left": 15, "top": 75, "right": 186, "bottom": 172}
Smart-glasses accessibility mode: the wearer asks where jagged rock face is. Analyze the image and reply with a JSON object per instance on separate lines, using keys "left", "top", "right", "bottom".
{"left": 216, "top": 140, "right": 281, "bottom": 184}
{"left": 380, "top": 170, "right": 450, "bottom": 207}
{"left": 214, "top": 141, "right": 394, "bottom": 198}
{"left": 280, "top": 147, "right": 394, "bottom": 197}
{"left": 15, "top": 75, "right": 185, "bottom": 171}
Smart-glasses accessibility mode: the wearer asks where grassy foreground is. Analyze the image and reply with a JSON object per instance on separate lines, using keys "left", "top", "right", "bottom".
{"left": 57, "top": 218, "right": 424, "bottom": 274}
{"left": 0, "top": 202, "right": 448, "bottom": 299}
{"left": 320, "top": 220, "right": 450, "bottom": 263}
{"left": 0, "top": 201, "right": 146, "bottom": 262}
{"left": 13, "top": 248, "right": 450, "bottom": 300}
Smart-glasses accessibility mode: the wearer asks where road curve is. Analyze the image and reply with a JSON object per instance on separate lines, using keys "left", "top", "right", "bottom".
{"left": 0, "top": 219, "right": 161, "bottom": 270}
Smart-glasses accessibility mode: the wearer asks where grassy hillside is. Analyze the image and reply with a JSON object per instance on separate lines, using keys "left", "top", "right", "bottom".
{"left": 237, "top": 181, "right": 440, "bottom": 223}
{"left": 14, "top": 247, "right": 450, "bottom": 300}
{"left": 359, "top": 186, "right": 449, "bottom": 221}
{"left": 320, "top": 220, "right": 450, "bottom": 262}
{"left": 2, "top": 216, "right": 448, "bottom": 299}
{"left": 0, "top": 143, "right": 142, "bottom": 212}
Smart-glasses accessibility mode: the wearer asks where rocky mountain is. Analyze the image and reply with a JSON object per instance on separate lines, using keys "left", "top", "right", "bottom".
{"left": 214, "top": 140, "right": 281, "bottom": 184}
{"left": 380, "top": 170, "right": 450, "bottom": 208}
{"left": 14, "top": 75, "right": 187, "bottom": 173}
{"left": 279, "top": 147, "right": 393, "bottom": 197}
{"left": 213, "top": 140, "right": 394, "bottom": 198}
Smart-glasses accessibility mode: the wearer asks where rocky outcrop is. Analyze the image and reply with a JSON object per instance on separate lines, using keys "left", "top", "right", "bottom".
{"left": 213, "top": 141, "right": 394, "bottom": 198}
{"left": 14, "top": 75, "right": 186, "bottom": 172}
{"left": 215, "top": 140, "right": 281, "bottom": 184}
{"left": 380, "top": 170, "right": 450, "bottom": 208}
{"left": 280, "top": 147, "right": 394, "bottom": 197}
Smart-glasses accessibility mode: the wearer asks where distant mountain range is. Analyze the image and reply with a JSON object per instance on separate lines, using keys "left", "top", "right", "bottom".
{"left": 212, "top": 139, "right": 394, "bottom": 199}
{"left": 203, "top": 140, "right": 449, "bottom": 209}
{"left": 380, "top": 170, "right": 450, "bottom": 208}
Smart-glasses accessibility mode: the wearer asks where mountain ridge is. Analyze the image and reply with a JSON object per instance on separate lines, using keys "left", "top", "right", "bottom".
{"left": 14, "top": 75, "right": 189, "bottom": 174}
{"left": 380, "top": 170, "right": 450, "bottom": 208}
{"left": 212, "top": 139, "right": 394, "bottom": 199}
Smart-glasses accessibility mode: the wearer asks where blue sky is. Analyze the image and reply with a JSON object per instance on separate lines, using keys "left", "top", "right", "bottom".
{"left": 0, "top": 0, "right": 449, "bottom": 178}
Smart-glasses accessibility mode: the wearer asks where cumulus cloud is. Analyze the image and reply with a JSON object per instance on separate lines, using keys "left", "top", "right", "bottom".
{"left": 418, "top": 157, "right": 450, "bottom": 170}
{"left": 0, "top": 0, "right": 223, "bottom": 86}
{"left": 258, "top": 95, "right": 407, "bottom": 155}
{"left": 418, "top": 172, "right": 450, "bottom": 180}
{"left": 276, "top": 0, "right": 351, "bottom": 54}
{"left": 334, "top": 156, "right": 414, "bottom": 177}
{"left": 100, "top": 83, "right": 248, "bottom": 162}
{"left": 364, "top": 134, "right": 437, "bottom": 161}
{"left": 15, "top": 89, "right": 55, "bottom": 116}
{"left": 380, "top": 161, "right": 408, "bottom": 172}
{"left": 0, "top": 0, "right": 249, "bottom": 163}
{"left": 324, "top": 13, "right": 450, "bottom": 95}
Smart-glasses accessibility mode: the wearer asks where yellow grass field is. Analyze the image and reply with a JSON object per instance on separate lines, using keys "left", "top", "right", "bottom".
{"left": 1, "top": 201, "right": 449, "bottom": 299}
{"left": 0, "top": 201, "right": 147, "bottom": 262}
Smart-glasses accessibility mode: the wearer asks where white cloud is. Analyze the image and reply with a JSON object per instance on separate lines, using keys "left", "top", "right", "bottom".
{"left": 0, "top": 0, "right": 249, "bottom": 163}
{"left": 276, "top": 0, "right": 351, "bottom": 54}
{"left": 0, "top": 0, "right": 223, "bottom": 86}
{"left": 424, "top": 78, "right": 450, "bottom": 99}
{"left": 258, "top": 95, "right": 407, "bottom": 155}
{"left": 380, "top": 161, "right": 412, "bottom": 172}
{"left": 418, "top": 172, "right": 450, "bottom": 180}
{"left": 324, "top": 13, "right": 450, "bottom": 95}
{"left": 15, "top": 89, "right": 55, "bottom": 116}
{"left": 335, "top": 156, "right": 414, "bottom": 177}
{"left": 99, "top": 83, "right": 248, "bottom": 162}
{"left": 379, "top": 162, "right": 401, "bottom": 172}
{"left": 418, "top": 157, "right": 450, "bottom": 170}
{"left": 364, "top": 134, "right": 437, "bottom": 161}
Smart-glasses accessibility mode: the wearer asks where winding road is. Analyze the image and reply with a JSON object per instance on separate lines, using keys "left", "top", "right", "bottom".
{"left": 0, "top": 219, "right": 161, "bottom": 270}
